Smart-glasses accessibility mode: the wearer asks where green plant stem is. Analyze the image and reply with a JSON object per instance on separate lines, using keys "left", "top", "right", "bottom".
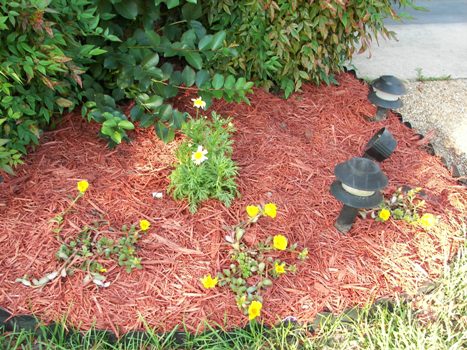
{"left": 54, "top": 193, "right": 84, "bottom": 240}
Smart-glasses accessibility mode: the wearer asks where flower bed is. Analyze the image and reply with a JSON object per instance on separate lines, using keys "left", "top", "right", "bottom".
{"left": 0, "top": 73, "right": 465, "bottom": 335}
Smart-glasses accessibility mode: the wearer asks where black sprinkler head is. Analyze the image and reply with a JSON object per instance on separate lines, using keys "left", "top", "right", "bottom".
{"left": 363, "top": 128, "right": 397, "bottom": 162}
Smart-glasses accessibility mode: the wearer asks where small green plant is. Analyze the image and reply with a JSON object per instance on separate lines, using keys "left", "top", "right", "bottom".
{"left": 201, "top": 203, "right": 308, "bottom": 321}
{"left": 16, "top": 181, "right": 151, "bottom": 288}
{"left": 415, "top": 68, "right": 451, "bottom": 82}
{"left": 168, "top": 99, "right": 238, "bottom": 213}
{"left": 51, "top": 180, "right": 90, "bottom": 236}
{"left": 373, "top": 187, "right": 438, "bottom": 229}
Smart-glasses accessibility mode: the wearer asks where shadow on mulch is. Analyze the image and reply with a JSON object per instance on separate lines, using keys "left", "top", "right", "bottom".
{"left": 0, "top": 73, "right": 465, "bottom": 336}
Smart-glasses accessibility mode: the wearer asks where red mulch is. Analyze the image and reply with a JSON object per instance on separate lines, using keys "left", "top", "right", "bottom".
{"left": 0, "top": 73, "right": 465, "bottom": 335}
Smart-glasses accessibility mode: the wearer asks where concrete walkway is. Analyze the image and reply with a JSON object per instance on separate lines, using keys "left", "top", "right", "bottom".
{"left": 351, "top": 0, "right": 467, "bottom": 179}
{"left": 351, "top": 0, "right": 467, "bottom": 80}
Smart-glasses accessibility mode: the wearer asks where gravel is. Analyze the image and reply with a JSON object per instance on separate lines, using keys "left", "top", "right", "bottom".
{"left": 397, "top": 79, "right": 467, "bottom": 180}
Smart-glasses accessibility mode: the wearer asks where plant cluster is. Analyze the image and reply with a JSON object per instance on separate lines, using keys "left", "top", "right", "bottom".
{"left": 201, "top": 203, "right": 308, "bottom": 321}
{"left": 0, "top": 0, "right": 253, "bottom": 174}
{"left": 16, "top": 181, "right": 151, "bottom": 288}
{"left": 168, "top": 100, "right": 238, "bottom": 212}
{"left": 373, "top": 187, "right": 438, "bottom": 230}
{"left": 0, "top": 0, "right": 417, "bottom": 175}
{"left": 0, "top": 0, "right": 103, "bottom": 174}
{"left": 205, "top": 0, "right": 418, "bottom": 96}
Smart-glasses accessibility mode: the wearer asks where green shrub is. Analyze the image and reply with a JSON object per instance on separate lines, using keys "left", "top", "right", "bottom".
{"left": 0, "top": 0, "right": 253, "bottom": 174}
{"left": 205, "top": 0, "right": 417, "bottom": 96}
{"left": 168, "top": 110, "right": 238, "bottom": 212}
{"left": 0, "top": 0, "right": 103, "bottom": 174}
{"left": 82, "top": 0, "right": 254, "bottom": 146}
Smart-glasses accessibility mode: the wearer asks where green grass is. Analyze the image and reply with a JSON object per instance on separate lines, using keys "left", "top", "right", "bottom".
{"left": 415, "top": 68, "right": 452, "bottom": 82}
{"left": 2, "top": 240, "right": 466, "bottom": 349}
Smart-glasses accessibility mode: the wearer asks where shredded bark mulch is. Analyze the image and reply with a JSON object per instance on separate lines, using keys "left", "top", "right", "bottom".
{"left": 0, "top": 73, "right": 465, "bottom": 335}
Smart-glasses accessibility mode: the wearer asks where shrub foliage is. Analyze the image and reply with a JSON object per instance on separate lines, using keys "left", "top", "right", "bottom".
{"left": 0, "top": 0, "right": 252, "bottom": 174}
{"left": 0, "top": 0, "right": 101, "bottom": 174}
{"left": 206, "top": 0, "right": 417, "bottom": 96}
{"left": 0, "top": 0, "right": 415, "bottom": 174}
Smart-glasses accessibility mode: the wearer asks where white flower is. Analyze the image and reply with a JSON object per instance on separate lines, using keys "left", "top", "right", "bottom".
{"left": 191, "top": 97, "right": 206, "bottom": 109}
{"left": 191, "top": 145, "right": 208, "bottom": 165}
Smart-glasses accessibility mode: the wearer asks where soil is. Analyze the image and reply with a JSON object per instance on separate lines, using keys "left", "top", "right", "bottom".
{"left": 0, "top": 73, "right": 465, "bottom": 335}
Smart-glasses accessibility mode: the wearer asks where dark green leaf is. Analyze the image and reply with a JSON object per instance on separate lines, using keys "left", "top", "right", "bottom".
{"left": 139, "top": 114, "right": 155, "bottom": 128}
{"left": 212, "top": 74, "right": 224, "bottom": 89}
{"left": 184, "top": 51, "right": 202, "bottom": 70}
{"left": 155, "top": 122, "right": 175, "bottom": 142}
{"left": 166, "top": 0, "right": 180, "bottom": 9}
{"left": 171, "top": 110, "right": 186, "bottom": 129}
{"left": 181, "top": 66, "right": 196, "bottom": 87}
{"left": 160, "top": 62, "right": 174, "bottom": 80}
{"left": 210, "top": 30, "right": 226, "bottom": 50}
{"left": 114, "top": 1, "right": 139, "bottom": 20}
{"left": 189, "top": 20, "right": 206, "bottom": 38}
{"left": 169, "top": 71, "right": 183, "bottom": 85}
{"left": 141, "top": 95, "right": 163, "bottom": 109}
{"left": 181, "top": 29, "right": 196, "bottom": 48}
{"left": 130, "top": 105, "right": 144, "bottom": 121}
{"left": 198, "top": 35, "right": 212, "bottom": 51}
{"left": 158, "top": 104, "right": 173, "bottom": 122}
{"left": 142, "top": 53, "right": 159, "bottom": 68}
{"left": 235, "top": 77, "right": 247, "bottom": 90}
{"left": 224, "top": 75, "right": 236, "bottom": 89}
{"left": 195, "top": 70, "right": 210, "bottom": 87}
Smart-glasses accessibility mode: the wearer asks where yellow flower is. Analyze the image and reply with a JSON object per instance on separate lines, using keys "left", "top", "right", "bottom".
{"left": 263, "top": 203, "right": 277, "bottom": 218}
{"left": 201, "top": 274, "right": 218, "bottom": 289}
{"left": 248, "top": 300, "right": 262, "bottom": 321}
{"left": 274, "top": 262, "right": 286, "bottom": 275}
{"left": 139, "top": 219, "right": 151, "bottom": 231}
{"left": 378, "top": 209, "right": 391, "bottom": 222}
{"left": 77, "top": 180, "right": 89, "bottom": 194}
{"left": 246, "top": 205, "right": 260, "bottom": 218}
{"left": 419, "top": 213, "right": 437, "bottom": 229}
{"left": 191, "top": 97, "right": 206, "bottom": 109}
{"left": 99, "top": 268, "right": 107, "bottom": 273}
{"left": 273, "top": 234, "right": 288, "bottom": 251}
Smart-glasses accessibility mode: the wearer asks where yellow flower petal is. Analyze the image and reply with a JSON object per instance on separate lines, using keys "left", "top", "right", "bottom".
{"left": 139, "top": 219, "right": 151, "bottom": 231}
{"left": 263, "top": 203, "right": 277, "bottom": 218}
{"left": 274, "top": 262, "right": 286, "bottom": 275}
{"left": 248, "top": 300, "right": 262, "bottom": 320}
{"left": 77, "top": 180, "right": 89, "bottom": 194}
{"left": 246, "top": 205, "right": 260, "bottom": 218}
{"left": 378, "top": 209, "right": 391, "bottom": 222}
{"left": 273, "top": 234, "right": 288, "bottom": 251}
{"left": 201, "top": 274, "right": 218, "bottom": 289}
{"left": 419, "top": 213, "right": 437, "bottom": 229}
